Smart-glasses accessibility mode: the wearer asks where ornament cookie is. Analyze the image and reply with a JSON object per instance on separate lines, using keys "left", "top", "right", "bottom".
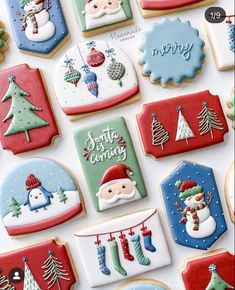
{"left": 225, "top": 161, "right": 234, "bottom": 224}
{"left": 139, "top": 19, "right": 205, "bottom": 87}
{"left": 73, "top": 0, "right": 133, "bottom": 37}
{"left": 205, "top": 11, "right": 235, "bottom": 71}
{"left": 0, "top": 21, "right": 9, "bottom": 63}
{"left": 6, "top": 0, "right": 69, "bottom": 58}
{"left": 227, "top": 87, "right": 235, "bottom": 128}
{"left": 0, "top": 158, "right": 84, "bottom": 237}
{"left": 0, "top": 64, "right": 58, "bottom": 154}
{"left": 181, "top": 249, "right": 235, "bottom": 289}
{"left": 119, "top": 279, "right": 171, "bottom": 290}
{"left": 74, "top": 208, "right": 171, "bottom": 287}
{"left": 137, "top": 0, "right": 215, "bottom": 18}
{"left": 54, "top": 40, "right": 139, "bottom": 120}
{"left": 137, "top": 90, "right": 228, "bottom": 159}
{"left": 74, "top": 117, "right": 147, "bottom": 211}
{"left": 160, "top": 161, "right": 227, "bottom": 250}
{"left": 0, "top": 239, "right": 77, "bottom": 289}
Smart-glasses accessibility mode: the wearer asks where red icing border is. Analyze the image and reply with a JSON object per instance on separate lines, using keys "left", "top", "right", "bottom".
{"left": 5, "top": 203, "right": 82, "bottom": 236}
{"left": 62, "top": 84, "right": 139, "bottom": 115}
{"left": 140, "top": 0, "right": 202, "bottom": 10}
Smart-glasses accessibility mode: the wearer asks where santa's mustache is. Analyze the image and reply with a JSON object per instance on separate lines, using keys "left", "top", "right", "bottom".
{"left": 101, "top": 190, "right": 136, "bottom": 204}
{"left": 87, "top": 6, "right": 122, "bottom": 19}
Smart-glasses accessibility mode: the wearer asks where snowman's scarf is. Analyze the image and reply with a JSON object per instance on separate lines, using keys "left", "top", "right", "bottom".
{"left": 180, "top": 201, "right": 208, "bottom": 231}
{"left": 21, "top": 7, "right": 45, "bottom": 34}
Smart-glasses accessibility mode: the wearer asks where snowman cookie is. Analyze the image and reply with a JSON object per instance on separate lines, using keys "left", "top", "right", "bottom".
{"left": 74, "top": 209, "right": 171, "bottom": 287}
{"left": 0, "top": 21, "right": 9, "bottom": 63}
{"left": 6, "top": 0, "right": 69, "bottom": 58}
{"left": 225, "top": 161, "right": 234, "bottom": 224}
{"left": 181, "top": 249, "right": 235, "bottom": 289}
{"left": 227, "top": 87, "right": 235, "bottom": 128}
{"left": 161, "top": 161, "right": 227, "bottom": 250}
{"left": 137, "top": 0, "right": 215, "bottom": 18}
{"left": 74, "top": 117, "right": 147, "bottom": 211}
{"left": 119, "top": 279, "right": 171, "bottom": 290}
{"left": 54, "top": 40, "right": 139, "bottom": 120}
{"left": 0, "top": 238, "right": 77, "bottom": 289}
{"left": 73, "top": 0, "right": 133, "bottom": 37}
{"left": 139, "top": 19, "right": 205, "bottom": 87}
{"left": 0, "top": 158, "right": 84, "bottom": 237}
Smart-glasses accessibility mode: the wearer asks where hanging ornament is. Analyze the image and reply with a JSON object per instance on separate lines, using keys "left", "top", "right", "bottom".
{"left": 64, "top": 55, "right": 81, "bottom": 87}
{"left": 86, "top": 41, "right": 105, "bottom": 67}
{"left": 106, "top": 43, "right": 126, "bottom": 87}
{"left": 226, "top": 17, "right": 235, "bottom": 53}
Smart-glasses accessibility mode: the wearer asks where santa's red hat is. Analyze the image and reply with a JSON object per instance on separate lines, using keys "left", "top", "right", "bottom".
{"left": 25, "top": 174, "right": 41, "bottom": 190}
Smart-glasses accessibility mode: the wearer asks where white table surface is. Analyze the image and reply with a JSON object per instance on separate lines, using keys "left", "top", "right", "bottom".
{"left": 0, "top": 0, "right": 234, "bottom": 289}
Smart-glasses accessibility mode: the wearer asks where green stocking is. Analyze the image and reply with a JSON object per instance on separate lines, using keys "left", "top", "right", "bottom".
{"left": 109, "top": 240, "right": 127, "bottom": 276}
{"left": 131, "top": 234, "right": 151, "bottom": 266}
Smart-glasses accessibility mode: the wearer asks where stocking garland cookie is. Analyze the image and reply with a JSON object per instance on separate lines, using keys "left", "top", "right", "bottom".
{"left": 0, "top": 21, "right": 9, "bottom": 64}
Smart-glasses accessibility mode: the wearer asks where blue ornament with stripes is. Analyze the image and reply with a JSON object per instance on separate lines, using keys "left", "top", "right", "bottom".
{"left": 82, "top": 65, "right": 98, "bottom": 98}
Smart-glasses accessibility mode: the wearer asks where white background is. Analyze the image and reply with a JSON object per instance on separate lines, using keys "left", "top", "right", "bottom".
{"left": 0, "top": 0, "right": 234, "bottom": 289}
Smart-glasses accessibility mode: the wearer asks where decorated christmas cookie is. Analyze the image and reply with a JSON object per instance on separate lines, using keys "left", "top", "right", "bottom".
{"left": 205, "top": 11, "right": 235, "bottom": 70}
{"left": 227, "top": 87, "right": 235, "bottom": 128}
{"left": 74, "top": 209, "right": 171, "bottom": 287}
{"left": 73, "top": 0, "right": 133, "bottom": 37}
{"left": 0, "top": 21, "right": 9, "bottom": 63}
{"left": 54, "top": 40, "right": 139, "bottom": 120}
{"left": 119, "top": 279, "right": 171, "bottom": 290}
{"left": 225, "top": 161, "right": 234, "bottom": 224}
{"left": 137, "top": 90, "right": 228, "bottom": 159}
{"left": 0, "top": 239, "right": 77, "bottom": 289}
{"left": 181, "top": 249, "right": 235, "bottom": 289}
{"left": 139, "top": 18, "right": 205, "bottom": 87}
{"left": 161, "top": 161, "right": 227, "bottom": 250}
{"left": 6, "top": 0, "right": 69, "bottom": 57}
{"left": 74, "top": 117, "right": 147, "bottom": 211}
{"left": 0, "top": 158, "right": 84, "bottom": 237}
{"left": 137, "top": 0, "right": 215, "bottom": 18}
{"left": 0, "top": 64, "right": 58, "bottom": 154}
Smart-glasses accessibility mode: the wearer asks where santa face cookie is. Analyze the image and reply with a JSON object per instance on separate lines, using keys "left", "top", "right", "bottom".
{"left": 225, "top": 161, "right": 234, "bottom": 224}
{"left": 75, "top": 209, "right": 171, "bottom": 287}
{"left": 139, "top": 18, "right": 205, "bottom": 87}
{"left": 54, "top": 40, "right": 139, "bottom": 120}
{"left": 74, "top": 117, "right": 147, "bottom": 212}
{"left": 0, "top": 21, "right": 9, "bottom": 63}
{"left": 0, "top": 64, "right": 58, "bottom": 154}
{"left": 161, "top": 161, "right": 227, "bottom": 250}
{"left": 137, "top": 90, "right": 229, "bottom": 159}
{"left": 205, "top": 11, "right": 235, "bottom": 71}
{"left": 6, "top": 0, "right": 69, "bottom": 57}
{"left": 0, "top": 158, "right": 84, "bottom": 237}
{"left": 227, "top": 87, "right": 235, "bottom": 128}
{"left": 119, "top": 279, "right": 171, "bottom": 290}
{"left": 0, "top": 239, "right": 77, "bottom": 289}
{"left": 73, "top": 0, "right": 133, "bottom": 37}
{"left": 181, "top": 249, "right": 235, "bottom": 289}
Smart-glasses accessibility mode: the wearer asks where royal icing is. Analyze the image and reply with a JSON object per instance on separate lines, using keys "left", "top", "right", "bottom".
{"left": 227, "top": 87, "right": 235, "bottom": 128}
{"left": 0, "top": 64, "right": 59, "bottom": 154}
{"left": 161, "top": 161, "right": 227, "bottom": 250}
{"left": 139, "top": 18, "right": 205, "bottom": 86}
{"left": 74, "top": 117, "right": 147, "bottom": 211}
{"left": 54, "top": 40, "right": 139, "bottom": 118}
{"left": 6, "top": 0, "right": 68, "bottom": 56}
{"left": 140, "top": 0, "right": 208, "bottom": 10}
{"left": 137, "top": 91, "right": 228, "bottom": 159}
{"left": 225, "top": 161, "right": 235, "bottom": 224}
{"left": 120, "top": 279, "right": 170, "bottom": 290}
{"left": 0, "top": 239, "right": 77, "bottom": 289}
{"left": 74, "top": 209, "right": 171, "bottom": 287}
{"left": 0, "top": 158, "right": 83, "bottom": 236}
{"left": 205, "top": 10, "right": 235, "bottom": 70}
{"left": 0, "top": 21, "right": 8, "bottom": 63}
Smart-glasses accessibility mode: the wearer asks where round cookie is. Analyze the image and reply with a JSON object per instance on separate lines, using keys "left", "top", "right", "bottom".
{"left": 225, "top": 161, "right": 234, "bottom": 224}
{"left": 119, "top": 279, "right": 171, "bottom": 290}
{"left": 139, "top": 18, "right": 205, "bottom": 88}
{"left": 0, "top": 21, "right": 9, "bottom": 63}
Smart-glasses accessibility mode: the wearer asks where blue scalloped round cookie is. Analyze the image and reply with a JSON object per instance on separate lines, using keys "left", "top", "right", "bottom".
{"left": 119, "top": 279, "right": 170, "bottom": 290}
{"left": 139, "top": 18, "right": 205, "bottom": 87}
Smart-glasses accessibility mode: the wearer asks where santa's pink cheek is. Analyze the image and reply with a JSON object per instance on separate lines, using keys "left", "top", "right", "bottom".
{"left": 105, "top": 0, "right": 120, "bottom": 10}
{"left": 86, "top": 4, "right": 102, "bottom": 15}
{"left": 121, "top": 184, "right": 133, "bottom": 195}
{"left": 100, "top": 190, "right": 115, "bottom": 200}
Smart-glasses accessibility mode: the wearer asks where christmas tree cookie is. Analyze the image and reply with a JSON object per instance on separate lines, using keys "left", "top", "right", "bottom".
{"left": 227, "top": 87, "right": 235, "bottom": 128}
{"left": 73, "top": 0, "right": 133, "bottom": 37}
{"left": 0, "top": 21, "right": 9, "bottom": 63}
{"left": 181, "top": 249, "right": 235, "bottom": 289}
{"left": 161, "top": 161, "right": 227, "bottom": 250}
{"left": 6, "top": 0, "right": 69, "bottom": 58}
{"left": 0, "top": 239, "right": 77, "bottom": 289}
{"left": 225, "top": 161, "right": 234, "bottom": 224}
{"left": 54, "top": 40, "right": 139, "bottom": 120}
{"left": 119, "top": 279, "right": 171, "bottom": 290}
{"left": 136, "top": 91, "right": 228, "bottom": 159}
{"left": 74, "top": 209, "right": 171, "bottom": 287}
{"left": 0, "top": 158, "right": 84, "bottom": 237}
{"left": 0, "top": 64, "right": 59, "bottom": 154}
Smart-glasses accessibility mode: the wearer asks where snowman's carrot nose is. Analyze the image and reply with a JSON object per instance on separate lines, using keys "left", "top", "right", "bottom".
{"left": 195, "top": 192, "right": 205, "bottom": 201}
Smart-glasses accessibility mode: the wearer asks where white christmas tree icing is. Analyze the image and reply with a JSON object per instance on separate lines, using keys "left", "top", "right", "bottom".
{"left": 151, "top": 113, "right": 169, "bottom": 150}
{"left": 0, "top": 267, "right": 15, "bottom": 290}
{"left": 23, "top": 257, "right": 41, "bottom": 290}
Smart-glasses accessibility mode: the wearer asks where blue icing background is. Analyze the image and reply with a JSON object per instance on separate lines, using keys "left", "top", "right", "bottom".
{"left": 7, "top": 0, "right": 68, "bottom": 54}
{"left": 161, "top": 161, "right": 227, "bottom": 250}
{"left": 139, "top": 18, "right": 205, "bottom": 84}
{"left": 123, "top": 284, "right": 166, "bottom": 290}
{"left": 0, "top": 158, "right": 78, "bottom": 217}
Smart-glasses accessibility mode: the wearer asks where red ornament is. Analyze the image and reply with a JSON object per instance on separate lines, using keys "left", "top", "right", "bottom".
{"left": 87, "top": 48, "right": 105, "bottom": 67}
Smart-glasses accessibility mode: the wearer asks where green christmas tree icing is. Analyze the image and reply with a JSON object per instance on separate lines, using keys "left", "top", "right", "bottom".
{"left": 1, "top": 75, "right": 48, "bottom": 143}
{"left": 0, "top": 27, "right": 7, "bottom": 49}
{"left": 205, "top": 264, "right": 234, "bottom": 290}
{"left": 56, "top": 187, "right": 68, "bottom": 204}
{"left": 9, "top": 197, "right": 22, "bottom": 218}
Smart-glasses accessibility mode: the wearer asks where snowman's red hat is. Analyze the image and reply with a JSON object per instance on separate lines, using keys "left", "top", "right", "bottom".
{"left": 175, "top": 180, "right": 203, "bottom": 201}
{"left": 25, "top": 174, "right": 41, "bottom": 190}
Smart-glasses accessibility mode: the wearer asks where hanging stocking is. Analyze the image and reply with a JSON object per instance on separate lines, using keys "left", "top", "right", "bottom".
{"left": 96, "top": 244, "right": 111, "bottom": 276}
{"left": 226, "top": 17, "right": 235, "bottom": 53}
{"left": 119, "top": 233, "right": 134, "bottom": 261}
{"left": 109, "top": 240, "right": 127, "bottom": 276}
{"left": 86, "top": 41, "right": 105, "bottom": 67}
{"left": 131, "top": 234, "right": 151, "bottom": 266}
{"left": 142, "top": 230, "right": 156, "bottom": 253}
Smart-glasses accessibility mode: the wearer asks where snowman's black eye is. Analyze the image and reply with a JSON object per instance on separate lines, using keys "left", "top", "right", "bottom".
{"left": 108, "top": 189, "right": 112, "bottom": 193}
{"left": 39, "top": 193, "right": 41, "bottom": 195}
{"left": 108, "top": 1, "right": 112, "bottom": 4}
{"left": 94, "top": 4, "right": 98, "bottom": 8}
{"left": 30, "top": 195, "right": 32, "bottom": 197}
